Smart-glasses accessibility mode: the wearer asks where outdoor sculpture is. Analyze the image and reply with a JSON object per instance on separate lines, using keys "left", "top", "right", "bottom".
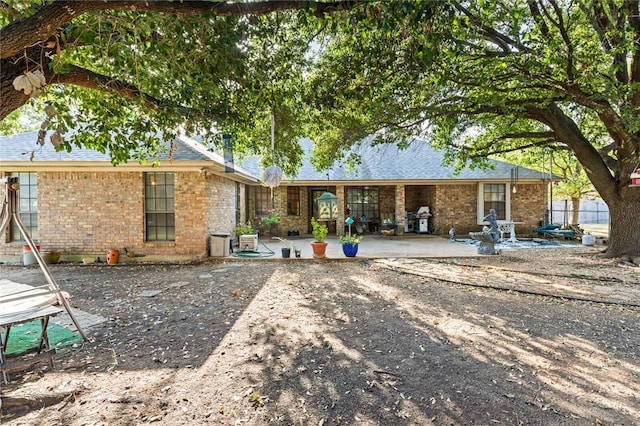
{"left": 469, "top": 209, "right": 500, "bottom": 255}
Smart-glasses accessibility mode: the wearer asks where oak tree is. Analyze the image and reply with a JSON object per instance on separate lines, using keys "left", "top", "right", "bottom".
{"left": 306, "top": 1, "right": 640, "bottom": 257}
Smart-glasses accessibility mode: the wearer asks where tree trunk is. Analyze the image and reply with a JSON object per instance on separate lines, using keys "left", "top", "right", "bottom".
{"left": 571, "top": 197, "right": 580, "bottom": 225}
{"left": 605, "top": 198, "right": 640, "bottom": 258}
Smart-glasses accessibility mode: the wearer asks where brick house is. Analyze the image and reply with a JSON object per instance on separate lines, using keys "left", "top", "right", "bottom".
{"left": 1, "top": 132, "right": 548, "bottom": 262}
{"left": 240, "top": 139, "right": 548, "bottom": 239}
{"left": 0, "top": 131, "right": 258, "bottom": 262}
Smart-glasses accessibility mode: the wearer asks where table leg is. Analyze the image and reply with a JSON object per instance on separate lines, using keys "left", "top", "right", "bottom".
{"left": 508, "top": 223, "right": 518, "bottom": 243}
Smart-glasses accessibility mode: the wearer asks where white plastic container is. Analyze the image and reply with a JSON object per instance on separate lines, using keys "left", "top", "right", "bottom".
{"left": 582, "top": 234, "right": 596, "bottom": 246}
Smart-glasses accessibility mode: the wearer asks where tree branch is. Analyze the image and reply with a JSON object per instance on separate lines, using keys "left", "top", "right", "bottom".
{"left": 1, "top": 0, "right": 363, "bottom": 59}
{"left": 500, "top": 131, "right": 557, "bottom": 140}
{"left": 453, "top": 2, "right": 530, "bottom": 53}
{"left": 525, "top": 103, "right": 619, "bottom": 199}
{"left": 53, "top": 65, "right": 219, "bottom": 121}
{"left": 468, "top": 139, "right": 555, "bottom": 159}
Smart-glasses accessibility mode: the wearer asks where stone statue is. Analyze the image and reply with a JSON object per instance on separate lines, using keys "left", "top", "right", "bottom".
{"left": 469, "top": 208, "right": 500, "bottom": 255}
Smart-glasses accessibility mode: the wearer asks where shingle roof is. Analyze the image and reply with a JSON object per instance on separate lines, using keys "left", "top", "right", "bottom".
{"left": 0, "top": 131, "right": 215, "bottom": 163}
{"left": 1, "top": 131, "right": 547, "bottom": 182}
{"left": 240, "top": 138, "right": 548, "bottom": 182}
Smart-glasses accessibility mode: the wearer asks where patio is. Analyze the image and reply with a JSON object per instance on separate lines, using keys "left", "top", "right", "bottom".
{"left": 233, "top": 233, "right": 581, "bottom": 260}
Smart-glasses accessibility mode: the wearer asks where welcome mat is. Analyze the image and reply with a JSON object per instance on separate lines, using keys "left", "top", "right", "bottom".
{"left": 3, "top": 320, "right": 83, "bottom": 356}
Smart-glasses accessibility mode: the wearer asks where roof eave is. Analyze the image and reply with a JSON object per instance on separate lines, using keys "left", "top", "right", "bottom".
{"left": 0, "top": 161, "right": 260, "bottom": 183}
{"left": 280, "top": 178, "right": 547, "bottom": 186}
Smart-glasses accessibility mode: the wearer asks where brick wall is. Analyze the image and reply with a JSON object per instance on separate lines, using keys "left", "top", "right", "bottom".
{"left": 174, "top": 171, "right": 207, "bottom": 256}
{"left": 279, "top": 186, "right": 311, "bottom": 234}
{"left": 0, "top": 170, "right": 216, "bottom": 258}
{"left": 204, "top": 173, "right": 239, "bottom": 237}
{"left": 432, "top": 182, "right": 545, "bottom": 235}
{"left": 510, "top": 183, "right": 547, "bottom": 233}
{"left": 433, "top": 183, "right": 478, "bottom": 235}
{"left": 405, "top": 185, "right": 436, "bottom": 213}
{"left": 39, "top": 171, "right": 144, "bottom": 254}
{"left": 379, "top": 186, "right": 396, "bottom": 221}
{"left": 261, "top": 186, "right": 311, "bottom": 235}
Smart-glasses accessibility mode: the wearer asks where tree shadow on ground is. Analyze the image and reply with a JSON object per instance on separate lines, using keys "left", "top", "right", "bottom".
{"left": 1, "top": 261, "right": 638, "bottom": 425}
{"left": 227, "top": 262, "right": 639, "bottom": 425}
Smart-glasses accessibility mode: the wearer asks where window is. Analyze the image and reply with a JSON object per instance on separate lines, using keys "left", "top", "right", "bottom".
{"left": 9, "top": 172, "right": 38, "bottom": 242}
{"left": 254, "top": 186, "right": 271, "bottom": 216}
{"left": 345, "top": 187, "right": 379, "bottom": 220}
{"left": 145, "top": 172, "right": 175, "bottom": 241}
{"left": 287, "top": 187, "right": 300, "bottom": 216}
{"left": 478, "top": 183, "right": 509, "bottom": 222}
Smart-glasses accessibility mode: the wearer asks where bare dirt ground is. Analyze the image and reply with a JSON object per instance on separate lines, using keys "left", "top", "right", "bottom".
{"left": 1, "top": 246, "right": 639, "bottom": 425}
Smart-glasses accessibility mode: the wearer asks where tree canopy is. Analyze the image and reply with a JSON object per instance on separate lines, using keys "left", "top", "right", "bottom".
{"left": 1, "top": 0, "right": 359, "bottom": 170}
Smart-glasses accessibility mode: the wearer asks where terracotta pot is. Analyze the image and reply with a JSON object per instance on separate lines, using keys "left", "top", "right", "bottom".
{"left": 107, "top": 249, "right": 120, "bottom": 265}
{"left": 43, "top": 250, "right": 61, "bottom": 264}
{"left": 310, "top": 241, "right": 328, "bottom": 259}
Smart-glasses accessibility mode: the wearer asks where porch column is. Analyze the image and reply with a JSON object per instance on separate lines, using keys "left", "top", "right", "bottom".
{"left": 336, "top": 185, "right": 345, "bottom": 236}
{"left": 395, "top": 184, "right": 405, "bottom": 235}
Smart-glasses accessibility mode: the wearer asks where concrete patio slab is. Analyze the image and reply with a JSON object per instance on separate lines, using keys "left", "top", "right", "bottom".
{"left": 234, "top": 234, "right": 483, "bottom": 260}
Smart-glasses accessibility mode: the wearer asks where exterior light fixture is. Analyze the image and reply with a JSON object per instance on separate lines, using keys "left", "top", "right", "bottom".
{"left": 317, "top": 191, "right": 338, "bottom": 220}
{"left": 317, "top": 173, "right": 338, "bottom": 220}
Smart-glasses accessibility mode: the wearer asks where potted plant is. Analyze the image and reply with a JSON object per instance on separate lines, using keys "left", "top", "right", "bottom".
{"left": 261, "top": 213, "right": 280, "bottom": 236}
{"left": 272, "top": 236, "right": 294, "bottom": 258}
{"left": 310, "top": 217, "right": 329, "bottom": 258}
{"left": 234, "top": 221, "right": 255, "bottom": 239}
{"left": 42, "top": 249, "right": 62, "bottom": 264}
{"left": 339, "top": 234, "right": 361, "bottom": 257}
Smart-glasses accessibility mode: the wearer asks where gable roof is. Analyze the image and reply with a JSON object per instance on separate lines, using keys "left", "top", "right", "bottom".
{"left": 240, "top": 138, "right": 548, "bottom": 184}
{"left": 1, "top": 131, "right": 548, "bottom": 185}
{"left": 0, "top": 131, "right": 258, "bottom": 182}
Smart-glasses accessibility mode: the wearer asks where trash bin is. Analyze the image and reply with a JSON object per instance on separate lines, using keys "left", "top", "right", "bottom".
{"left": 209, "top": 233, "right": 231, "bottom": 257}
{"left": 23, "top": 243, "right": 40, "bottom": 266}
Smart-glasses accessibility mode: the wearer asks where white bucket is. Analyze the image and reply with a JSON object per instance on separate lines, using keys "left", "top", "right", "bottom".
{"left": 22, "top": 244, "right": 40, "bottom": 265}
{"left": 582, "top": 234, "right": 596, "bottom": 246}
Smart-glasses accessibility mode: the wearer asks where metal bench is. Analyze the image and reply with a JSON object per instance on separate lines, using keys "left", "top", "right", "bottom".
{"left": 1, "top": 304, "right": 63, "bottom": 384}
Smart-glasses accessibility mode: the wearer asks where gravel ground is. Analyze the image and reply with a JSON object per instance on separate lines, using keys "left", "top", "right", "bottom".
{"left": 1, "top": 247, "right": 639, "bottom": 425}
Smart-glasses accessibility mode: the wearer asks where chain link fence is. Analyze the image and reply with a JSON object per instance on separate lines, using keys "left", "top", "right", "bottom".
{"left": 549, "top": 199, "right": 609, "bottom": 226}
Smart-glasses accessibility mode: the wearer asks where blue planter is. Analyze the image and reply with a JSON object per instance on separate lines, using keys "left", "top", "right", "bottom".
{"left": 342, "top": 243, "right": 359, "bottom": 257}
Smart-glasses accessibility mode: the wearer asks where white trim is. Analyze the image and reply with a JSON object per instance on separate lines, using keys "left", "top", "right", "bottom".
{"left": 477, "top": 182, "right": 511, "bottom": 224}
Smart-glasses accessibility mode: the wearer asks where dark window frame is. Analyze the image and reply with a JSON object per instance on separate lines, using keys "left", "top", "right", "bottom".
{"left": 9, "top": 172, "right": 38, "bottom": 242}
{"left": 483, "top": 183, "right": 506, "bottom": 220}
{"left": 345, "top": 187, "right": 380, "bottom": 221}
{"left": 254, "top": 186, "right": 271, "bottom": 216}
{"left": 145, "top": 172, "right": 175, "bottom": 241}
{"left": 286, "top": 187, "right": 300, "bottom": 216}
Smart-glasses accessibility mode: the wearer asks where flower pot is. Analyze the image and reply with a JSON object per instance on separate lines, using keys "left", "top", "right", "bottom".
{"left": 342, "top": 243, "right": 359, "bottom": 257}
{"left": 281, "top": 247, "right": 291, "bottom": 258}
{"left": 43, "top": 250, "right": 61, "bottom": 264}
{"left": 311, "top": 241, "right": 328, "bottom": 258}
{"left": 294, "top": 249, "right": 301, "bottom": 258}
{"left": 107, "top": 249, "right": 120, "bottom": 265}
